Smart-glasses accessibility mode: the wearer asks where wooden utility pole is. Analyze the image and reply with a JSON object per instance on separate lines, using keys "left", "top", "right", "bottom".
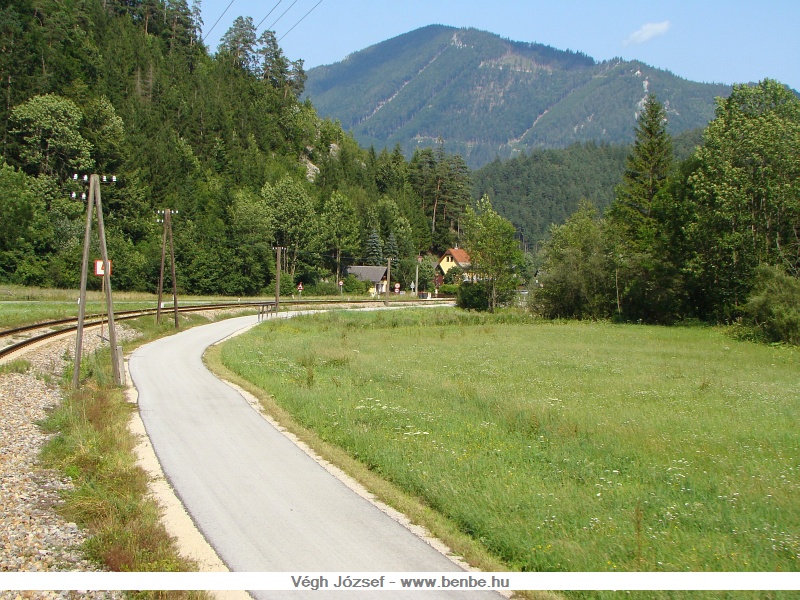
{"left": 274, "top": 246, "right": 282, "bottom": 313}
{"left": 156, "top": 209, "right": 179, "bottom": 328}
{"left": 384, "top": 257, "right": 391, "bottom": 306}
{"left": 73, "top": 175, "right": 123, "bottom": 388}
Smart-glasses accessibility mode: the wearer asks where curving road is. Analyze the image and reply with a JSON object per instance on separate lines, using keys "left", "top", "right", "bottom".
{"left": 129, "top": 313, "right": 502, "bottom": 599}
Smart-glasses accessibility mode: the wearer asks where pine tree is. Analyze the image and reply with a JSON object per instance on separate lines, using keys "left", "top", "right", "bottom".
{"left": 609, "top": 94, "right": 673, "bottom": 246}
{"left": 606, "top": 95, "right": 678, "bottom": 322}
{"left": 364, "top": 229, "right": 383, "bottom": 266}
{"left": 384, "top": 232, "right": 399, "bottom": 263}
{"left": 218, "top": 17, "right": 258, "bottom": 73}
{"left": 189, "top": 0, "right": 203, "bottom": 44}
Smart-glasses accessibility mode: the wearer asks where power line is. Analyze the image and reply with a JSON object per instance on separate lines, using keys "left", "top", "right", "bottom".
{"left": 278, "top": 0, "right": 324, "bottom": 42}
{"left": 202, "top": 0, "right": 236, "bottom": 42}
{"left": 255, "top": 0, "right": 283, "bottom": 30}
{"left": 267, "top": 0, "right": 298, "bottom": 32}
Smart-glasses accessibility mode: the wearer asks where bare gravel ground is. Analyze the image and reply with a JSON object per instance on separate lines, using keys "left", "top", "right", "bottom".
{"left": 0, "top": 328, "right": 137, "bottom": 600}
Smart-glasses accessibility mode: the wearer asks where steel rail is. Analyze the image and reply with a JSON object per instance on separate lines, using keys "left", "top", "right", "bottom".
{"left": 0, "top": 302, "right": 260, "bottom": 339}
{"left": 0, "top": 302, "right": 266, "bottom": 360}
{"left": 0, "top": 297, "right": 442, "bottom": 361}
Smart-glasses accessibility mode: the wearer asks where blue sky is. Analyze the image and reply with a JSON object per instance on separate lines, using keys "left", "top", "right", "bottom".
{"left": 199, "top": 0, "right": 799, "bottom": 90}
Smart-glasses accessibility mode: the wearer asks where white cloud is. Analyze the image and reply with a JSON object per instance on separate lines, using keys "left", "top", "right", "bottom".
{"left": 625, "top": 21, "right": 671, "bottom": 45}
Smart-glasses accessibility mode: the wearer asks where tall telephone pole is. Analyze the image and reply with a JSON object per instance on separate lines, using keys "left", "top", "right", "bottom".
{"left": 156, "top": 209, "right": 179, "bottom": 328}
{"left": 73, "top": 175, "right": 123, "bottom": 388}
{"left": 384, "top": 257, "right": 392, "bottom": 306}
{"left": 274, "top": 246, "right": 283, "bottom": 313}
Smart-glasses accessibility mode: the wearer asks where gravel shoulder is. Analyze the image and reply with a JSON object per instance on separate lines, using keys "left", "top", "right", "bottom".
{"left": 0, "top": 329, "right": 128, "bottom": 599}
{"left": 1, "top": 322, "right": 250, "bottom": 600}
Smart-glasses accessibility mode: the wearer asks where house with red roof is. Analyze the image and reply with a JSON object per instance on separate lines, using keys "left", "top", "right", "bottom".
{"left": 436, "top": 247, "right": 472, "bottom": 287}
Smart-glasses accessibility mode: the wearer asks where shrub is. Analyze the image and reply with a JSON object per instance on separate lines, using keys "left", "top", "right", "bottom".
{"left": 342, "top": 274, "right": 369, "bottom": 295}
{"left": 456, "top": 282, "right": 490, "bottom": 311}
{"left": 306, "top": 281, "right": 339, "bottom": 296}
{"left": 743, "top": 265, "right": 800, "bottom": 345}
{"left": 442, "top": 266, "right": 464, "bottom": 285}
{"left": 271, "top": 276, "right": 296, "bottom": 297}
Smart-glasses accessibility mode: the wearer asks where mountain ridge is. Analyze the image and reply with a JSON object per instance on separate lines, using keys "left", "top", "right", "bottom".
{"left": 305, "top": 25, "right": 732, "bottom": 168}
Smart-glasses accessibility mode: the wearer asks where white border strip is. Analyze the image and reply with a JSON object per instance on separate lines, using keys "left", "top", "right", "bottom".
{"left": 1, "top": 572, "right": 798, "bottom": 591}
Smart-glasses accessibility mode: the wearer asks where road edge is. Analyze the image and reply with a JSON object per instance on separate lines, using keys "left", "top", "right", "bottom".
{"left": 125, "top": 358, "right": 252, "bottom": 600}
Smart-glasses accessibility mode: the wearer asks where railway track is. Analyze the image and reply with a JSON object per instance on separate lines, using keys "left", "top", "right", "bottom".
{"left": 0, "top": 302, "right": 262, "bottom": 360}
{"left": 0, "top": 297, "right": 439, "bottom": 361}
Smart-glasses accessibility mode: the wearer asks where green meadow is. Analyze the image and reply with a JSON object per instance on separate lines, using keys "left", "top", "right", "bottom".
{"left": 0, "top": 285, "right": 162, "bottom": 329}
{"left": 219, "top": 308, "right": 799, "bottom": 575}
{"left": 0, "top": 284, "right": 265, "bottom": 330}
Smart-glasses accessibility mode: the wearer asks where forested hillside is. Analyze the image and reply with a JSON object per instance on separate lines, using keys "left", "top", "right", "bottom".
{"left": 0, "top": 0, "right": 474, "bottom": 295}
{"left": 305, "top": 25, "right": 732, "bottom": 168}
{"left": 471, "top": 128, "right": 705, "bottom": 246}
{"left": 4, "top": 1, "right": 797, "bottom": 337}
{"left": 472, "top": 143, "right": 627, "bottom": 246}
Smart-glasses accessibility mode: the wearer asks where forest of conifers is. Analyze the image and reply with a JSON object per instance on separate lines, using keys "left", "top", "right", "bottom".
{"left": 0, "top": 0, "right": 478, "bottom": 295}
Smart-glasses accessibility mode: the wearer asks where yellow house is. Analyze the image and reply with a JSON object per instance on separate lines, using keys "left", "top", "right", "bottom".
{"left": 438, "top": 247, "right": 471, "bottom": 276}
{"left": 437, "top": 248, "right": 471, "bottom": 286}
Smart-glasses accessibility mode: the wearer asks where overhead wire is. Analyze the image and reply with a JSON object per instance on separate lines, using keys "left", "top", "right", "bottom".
{"left": 201, "top": 0, "right": 237, "bottom": 42}
{"left": 255, "top": 0, "right": 283, "bottom": 30}
{"left": 204, "top": 0, "right": 324, "bottom": 51}
{"left": 267, "top": 0, "right": 298, "bottom": 32}
{"left": 278, "top": 0, "right": 325, "bottom": 42}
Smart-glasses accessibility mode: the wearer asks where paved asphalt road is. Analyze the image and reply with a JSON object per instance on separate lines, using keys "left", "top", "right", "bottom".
{"left": 129, "top": 313, "right": 503, "bottom": 599}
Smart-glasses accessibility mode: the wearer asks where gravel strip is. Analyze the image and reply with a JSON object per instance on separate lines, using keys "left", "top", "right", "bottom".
{"left": 1, "top": 326, "right": 139, "bottom": 599}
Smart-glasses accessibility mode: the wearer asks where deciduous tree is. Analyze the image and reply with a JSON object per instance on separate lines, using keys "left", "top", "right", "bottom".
{"left": 461, "top": 196, "right": 523, "bottom": 311}
{"left": 686, "top": 79, "right": 800, "bottom": 318}
{"left": 319, "top": 190, "right": 360, "bottom": 280}
{"left": 262, "top": 176, "right": 317, "bottom": 280}
{"left": 536, "top": 201, "right": 613, "bottom": 319}
{"left": 10, "top": 94, "right": 93, "bottom": 178}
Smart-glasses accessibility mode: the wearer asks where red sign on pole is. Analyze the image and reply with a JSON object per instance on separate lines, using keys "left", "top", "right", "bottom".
{"left": 94, "top": 260, "right": 112, "bottom": 276}
{"left": 297, "top": 283, "right": 304, "bottom": 291}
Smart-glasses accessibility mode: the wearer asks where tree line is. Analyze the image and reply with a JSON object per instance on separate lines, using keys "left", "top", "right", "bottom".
{"left": 534, "top": 81, "right": 800, "bottom": 343}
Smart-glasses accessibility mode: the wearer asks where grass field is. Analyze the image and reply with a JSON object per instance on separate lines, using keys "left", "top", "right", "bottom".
{"left": 219, "top": 308, "right": 799, "bottom": 579}
{"left": 0, "top": 284, "right": 267, "bottom": 329}
{"left": 0, "top": 283, "right": 385, "bottom": 329}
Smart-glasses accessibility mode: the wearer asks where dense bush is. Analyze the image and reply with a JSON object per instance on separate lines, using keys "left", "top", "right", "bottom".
{"left": 305, "top": 281, "right": 340, "bottom": 296}
{"left": 534, "top": 202, "right": 614, "bottom": 319}
{"left": 442, "top": 266, "right": 464, "bottom": 284}
{"left": 456, "top": 282, "right": 490, "bottom": 311}
{"left": 342, "top": 274, "right": 369, "bottom": 295}
{"left": 744, "top": 265, "right": 800, "bottom": 345}
{"left": 271, "top": 276, "right": 297, "bottom": 297}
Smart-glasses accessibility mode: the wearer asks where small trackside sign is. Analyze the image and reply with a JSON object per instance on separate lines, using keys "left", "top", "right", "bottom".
{"left": 94, "top": 260, "right": 112, "bottom": 276}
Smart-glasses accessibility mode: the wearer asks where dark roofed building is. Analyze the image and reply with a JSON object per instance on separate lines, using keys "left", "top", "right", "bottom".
{"left": 346, "top": 266, "right": 388, "bottom": 296}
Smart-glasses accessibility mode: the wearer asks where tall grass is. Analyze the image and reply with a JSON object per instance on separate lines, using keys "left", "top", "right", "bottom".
{"left": 32, "top": 314, "right": 218, "bottom": 597}
{"left": 220, "top": 309, "right": 799, "bottom": 584}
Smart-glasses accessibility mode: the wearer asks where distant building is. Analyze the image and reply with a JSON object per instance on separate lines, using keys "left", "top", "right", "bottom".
{"left": 346, "top": 266, "right": 388, "bottom": 296}
{"left": 436, "top": 247, "right": 472, "bottom": 287}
